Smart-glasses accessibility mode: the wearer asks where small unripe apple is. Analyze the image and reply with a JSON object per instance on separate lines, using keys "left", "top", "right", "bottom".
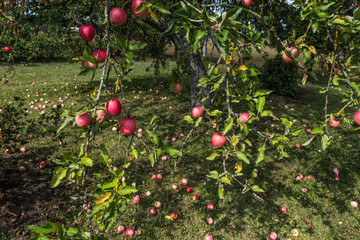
{"left": 132, "top": 195, "right": 140, "bottom": 204}
{"left": 110, "top": 8, "right": 127, "bottom": 26}
{"left": 93, "top": 49, "right": 106, "bottom": 63}
{"left": 105, "top": 98, "right": 121, "bottom": 116}
{"left": 334, "top": 176, "right": 340, "bottom": 181}
{"left": 161, "top": 156, "right": 168, "bottom": 161}
{"left": 211, "top": 132, "right": 226, "bottom": 148}
{"left": 207, "top": 203, "right": 214, "bottom": 210}
{"left": 18, "top": 166, "right": 26, "bottom": 172}
{"left": 75, "top": 112, "right": 91, "bottom": 127}
{"left": 279, "top": 206, "right": 287, "bottom": 214}
{"left": 119, "top": 118, "right": 136, "bottom": 136}
{"left": 125, "top": 228, "right": 134, "bottom": 236}
{"left": 172, "top": 184, "right": 178, "bottom": 190}
{"left": 131, "top": 0, "right": 149, "bottom": 20}
{"left": 328, "top": 119, "right": 339, "bottom": 128}
{"left": 206, "top": 217, "right": 213, "bottom": 225}
{"left": 151, "top": 175, "right": 157, "bottom": 180}
{"left": 186, "top": 187, "right": 192, "bottom": 193}
{"left": 79, "top": 25, "right": 95, "bottom": 42}
{"left": 150, "top": 208, "right": 156, "bottom": 215}
{"left": 354, "top": 111, "right": 360, "bottom": 125}
{"left": 351, "top": 201, "right": 358, "bottom": 208}
{"left": 242, "top": 0, "right": 252, "bottom": 8}
{"left": 117, "top": 225, "right": 125, "bottom": 233}
{"left": 291, "top": 229, "right": 300, "bottom": 238}
{"left": 4, "top": 46, "right": 12, "bottom": 53}
{"left": 172, "top": 83, "right": 183, "bottom": 93}
{"left": 333, "top": 168, "right": 339, "bottom": 175}
{"left": 20, "top": 147, "right": 26, "bottom": 153}
{"left": 181, "top": 178, "right": 188, "bottom": 186}
{"left": 154, "top": 201, "right": 161, "bottom": 208}
{"left": 269, "top": 232, "right": 278, "bottom": 240}
{"left": 192, "top": 194, "right": 199, "bottom": 200}
{"left": 239, "top": 112, "right": 250, "bottom": 123}
{"left": 296, "top": 174, "right": 303, "bottom": 181}
{"left": 157, "top": 174, "right": 162, "bottom": 179}
{"left": 306, "top": 175, "right": 312, "bottom": 180}
{"left": 171, "top": 212, "right": 178, "bottom": 219}
{"left": 146, "top": 191, "right": 151, "bottom": 196}
{"left": 191, "top": 106, "right": 203, "bottom": 118}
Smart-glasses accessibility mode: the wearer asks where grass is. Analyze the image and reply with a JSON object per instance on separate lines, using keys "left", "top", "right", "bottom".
{"left": 0, "top": 60, "right": 360, "bottom": 239}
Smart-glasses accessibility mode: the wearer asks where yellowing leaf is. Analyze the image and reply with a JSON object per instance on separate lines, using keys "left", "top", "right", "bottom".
{"left": 239, "top": 65, "right": 248, "bottom": 71}
{"left": 235, "top": 161, "right": 242, "bottom": 173}
{"left": 102, "top": 19, "right": 108, "bottom": 25}
{"left": 149, "top": 8, "right": 158, "bottom": 23}
{"left": 95, "top": 192, "right": 111, "bottom": 204}
{"left": 91, "top": 86, "right": 98, "bottom": 98}
{"left": 231, "top": 66, "right": 236, "bottom": 77}
{"left": 309, "top": 45, "right": 316, "bottom": 55}
{"left": 165, "top": 216, "right": 174, "bottom": 221}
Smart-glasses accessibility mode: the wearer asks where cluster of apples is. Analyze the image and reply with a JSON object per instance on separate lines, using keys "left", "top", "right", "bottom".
{"left": 78, "top": 0, "right": 149, "bottom": 66}
{"left": 75, "top": 98, "right": 136, "bottom": 136}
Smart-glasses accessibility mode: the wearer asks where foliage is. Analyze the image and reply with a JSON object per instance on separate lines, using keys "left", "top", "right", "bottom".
{"left": 260, "top": 55, "right": 301, "bottom": 97}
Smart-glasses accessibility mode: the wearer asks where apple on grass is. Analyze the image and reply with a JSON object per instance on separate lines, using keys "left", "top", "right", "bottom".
{"left": 206, "top": 218, "right": 213, "bottom": 225}
{"left": 171, "top": 212, "right": 178, "bottom": 219}
{"left": 269, "top": 232, "right": 278, "bottom": 240}
{"left": 131, "top": 0, "right": 149, "bottom": 20}
{"left": 150, "top": 208, "right": 156, "bottom": 215}
{"left": 117, "top": 225, "right": 125, "bottom": 233}
{"left": 110, "top": 8, "right": 127, "bottom": 26}
{"left": 154, "top": 201, "right": 161, "bottom": 208}
{"left": 192, "top": 194, "right": 199, "bottom": 200}
{"left": 79, "top": 25, "right": 95, "bottom": 42}
{"left": 291, "top": 229, "right": 300, "bottom": 238}
{"left": 119, "top": 118, "right": 136, "bottom": 136}
{"left": 279, "top": 206, "right": 287, "bottom": 214}
{"left": 75, "top": 112, "right": 91, "bottom": 127}
{"left": 132, "top": 195, "right": 140, "bottom": 204}
{"left": 172, "top": 83, "right": 183, "bottom": 93}
{"left": 125, "top": 228, "right": 134, "bottom": 236}
{"left": 181, "top": 178, "right": 188, "bottom": 186}
{"left": 4, "top": 46, "right": 12, "bottom": 53}
{"left": 207, "top": 203, "right": 214, "bottom": 210}
{"left": 205, "top": 234, "right": 213, "bottom": 240}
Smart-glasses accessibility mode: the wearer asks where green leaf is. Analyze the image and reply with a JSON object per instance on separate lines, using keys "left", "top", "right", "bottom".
{"left": 251, "top": 185, "right": 264, "bottom": 192}
{"left": 28, "top": 222, "right": 58, "bottom": 234}
{"left": 149, "top": 152, "right": 155, "bottom": 167}
{"left": 50, "top": 168, "right": 67, "bottom": 188}
{"left": 83, "top": 50, "right": 97, "bottom": 64}
{"left": 235, "top": 151, "right": 250, "bottom": 164}
{"left": 311, "top": 126, "right": 324, "bottom": 135}
{"left": 227, "top": 7, "right": 243, "bottom": 21}
{"left": 184, "top": 115, "right": 194, "bottom": 124}
{"left": 79, "top": 157, "right": 92, "bottom": 167}
{"left": 67, "top": 227, "right": 88, "bottom": 239}
{"left": 129, "top": 43, "right": 148, "bottom": 51}
{"left": 57, "top": 117, "right": 74, "bottom": 134}
{"left": 218, "top": 186, "right": 224, "bottom": 199}
{"left": 117, "top": 186, "right": 138, "bottom": 195}
{"left": 146, "top": 130, "right": 158, "bottom": 145}
{"left": 151, "top": 3, "right": 171, "bottom": 14}
{"left": 191, "top": 30, "right": 207, "bottom": 52}
{"left": 256, "top": 96, "right": 265, "bottom": 114}
{"left": 194, "top": 117, "right": 202, "bottom": 127}
{"left": 162, "top": 146, "right": 180, "bottom": 156}
{"left": 29, "top": 236, "right": 50, "bottom": 240}
{"left": 302, "top": 136, "right": 316, "bottom": 146}
{"left": 256, "top": 145, "right": 265, "bottom": 165}
{"left": 102, "top": 178, "right": 119, "bottom": 190}
{"left": 206, "top": 152, "right": 219, "bottom": 161}
{"left": 223, "top": 117, "right": 234, "bottom": 135}
{"left": 221, "top": 176, "right": 231, "bottom": 184}
{"left": 57, "top": 224, "right": 65, "bottom": 240}
{"left": 321, "top": 134, "right": 329, "bottom": 151}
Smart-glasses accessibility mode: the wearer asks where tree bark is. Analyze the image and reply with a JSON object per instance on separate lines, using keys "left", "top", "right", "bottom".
{"left": 144, "top": 19, "right": 212, "bottom": 108}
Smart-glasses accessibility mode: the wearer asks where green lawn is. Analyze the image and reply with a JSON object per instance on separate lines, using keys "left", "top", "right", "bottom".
{"left": 0, "top": 61, "right": 360, "bottom": 239}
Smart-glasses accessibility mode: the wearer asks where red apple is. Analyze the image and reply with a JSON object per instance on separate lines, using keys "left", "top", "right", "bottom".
{"left": 290, "top": 46, "right": 300, "bottom": 58}
{"left": 328, "top": 119, "right": 339, "bottom": 128}
{"left": 356, "top": 3, "right": 360, "bottom": 9}
{"left": 75, "top": 112, "right": 91, "bottom": 127}
{"left": 96, "top": 110, "right": 106, "bottom": 122}
{"left": 333, "top": 168, "right": 339, "bottom": 175}
{"left": 131, "top": 0, "right": 149, "bottom": 20}
{"left": 279, "top": 206, "right": 287, "bottom": 214}
{"left": 4, "top": 46, "right": 11, "bottom": 53}
{"left": 192, "top": 194, "right": 199, "bottom": 200}
{"left": 206, "top": 218, "right": 213, "bottom": 225}
{"left": 191, "top": 106, "right": 203, "bottom": 118}
{"left": 207, "top": 203, "right": 214, "bottom": 210}
{"left": 186, "top": 187, "right": 192, "bottom": 193}
{"left": 172, "top": 83, "right": 183, "bottom": 93}
{"left": 151, "top": 174, "right": 157, "bottom": 180}
{"left": 211, "top": 132, "right": 226, "bottom": 148}
{"left": 161, "top": 156, "right": 168, "bottom": 161}
{"left": 105, "top": 98, "right": 121, "bottom": 116}
{"left": 291, "top": 229, "right": 300, "bottom": 238}
{"left": 171, "top": 212, "right": 178, "bottom": 219}
{"left": 110, "top": 8, "right": 127, "bottom": 26}
{"left": 132, "top": 195, "right": 140, "bottom": 204}
{"left": 181, "top": 178, "right": 188, "bottom": 186}
{"left": 306, "top": 175, "right": 312, "bottom": 180}
{"left": 18, "top": 166, "right": 26, "bottom": 173}
{"left": 150, "top": 208, "right": 156, "bottom": 215}
{"left": 282, "top": 52, "right": 292, "bottom": 63}
{"left": 93, "top": 49, "right": 106, "bottom": 63}
{"left": 269, "top": 232, "right": 278, "bottom": 240}
{"left": 154, "top": 201, "right": 161, "bottom": 208}
{"left": 242, "top": 0, "right": 252, "bottom": 8}
{"left": 117, "top": 225, "right": 125, "bottom": 233}
{"left": 157, "top": 174, "right": 162, "bottom": 179}
{"left": 79, "top": 25, "right": 95, "bottom": 42}
{"left": 172, "top": 184, "right": 178, "bottom": 190}
{"left": 205, "top": 234, "right": 213, "bottom": 240}
{"left": 354, "top": 111, "right": 360, "bottom": 125}
{"left": 119, "top": 118, "right": 136, "bottom": 136}
{"left": 125, "top": 228, "right": 134, "bottom": 236}
{"left": 351, "top": 201, "right": 358, "bottom": 208}
{"left": 39, "top": 161, "right": 46, "bottom": 168}
{"left": 239, "top": 112, "right": 250, "bottom": 123}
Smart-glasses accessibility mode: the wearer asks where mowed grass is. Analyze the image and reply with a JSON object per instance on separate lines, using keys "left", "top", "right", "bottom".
{"left": 0, "top": 61, "right": 360, "bottom": 240}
